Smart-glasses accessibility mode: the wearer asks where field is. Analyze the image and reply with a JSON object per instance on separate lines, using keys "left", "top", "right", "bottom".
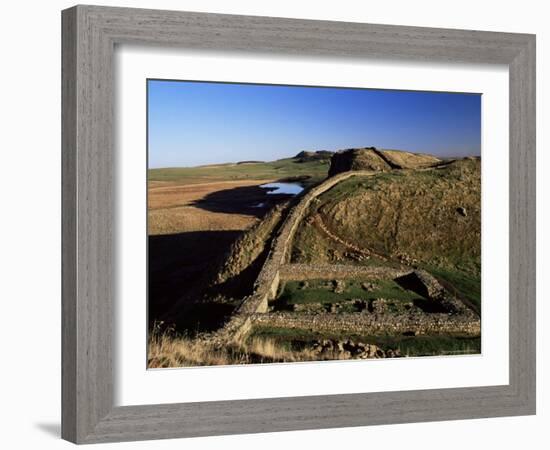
{"left": 148, "top": 157, "right": 330, "bottom": 185}
{"left": 148, "top": 149, "right": 481, "bottom": 368}
{"left": 276, "top": 279, "right": 421, "bottom": 307}
{"left": 148, "top": 155, "right": 330, "bottom": 332}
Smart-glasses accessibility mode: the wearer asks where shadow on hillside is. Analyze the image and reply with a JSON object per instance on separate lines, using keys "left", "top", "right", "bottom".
{"left": 394, "top": 272, "right": 430, "bottom": 299}
{"left": 148, "top": 230, "right": 242, "bottom": 330}
{"left": 190, "top": 184, "right": 292, "bottom": 217}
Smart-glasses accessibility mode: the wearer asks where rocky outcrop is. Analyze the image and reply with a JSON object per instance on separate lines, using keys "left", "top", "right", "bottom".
{"left": 328, "top": 148, "right": 391, "bottom": 176}
{"left": 381, "top": 149, "right": 441, "bottom": 169}
{"left": 328, "top": 147, "right": 441, "bottom": 177}
{"left": 294, "top": 150, "right": 333, "bottom": 162}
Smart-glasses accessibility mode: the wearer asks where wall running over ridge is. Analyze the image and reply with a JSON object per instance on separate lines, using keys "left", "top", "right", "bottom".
{"left": 210, "top": 170, "right": 377, "bottom": 345}
{"left": 209, "top": 170, "right": 480, "bottom": 346}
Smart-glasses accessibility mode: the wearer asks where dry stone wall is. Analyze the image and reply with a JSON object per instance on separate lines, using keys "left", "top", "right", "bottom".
{"left": 251, "top": 311, "right": 481, "bottom": 336}
{"left": 279, "top": 263, "right": 408, "bottom": 281}
{"left": 209, "top": 170, "right": 479, "bottom": 346}
{"left": 211, "top": 170, "right": 377, "bottom": 344}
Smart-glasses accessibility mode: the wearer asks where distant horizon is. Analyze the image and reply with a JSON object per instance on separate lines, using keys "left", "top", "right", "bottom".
{"left": 148, "top": 147, "right": 480, "bottom": 170}
{"left": 148, "top": 80, "right": 481, "bottom": 169}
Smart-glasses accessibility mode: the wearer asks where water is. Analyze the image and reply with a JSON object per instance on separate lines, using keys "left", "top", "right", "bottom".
{"left": 260, "top": 182, "right": 304, "bottom": 195}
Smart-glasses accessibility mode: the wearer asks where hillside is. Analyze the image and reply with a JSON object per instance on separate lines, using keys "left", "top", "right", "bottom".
{"left": 292, "top": 157, "right": 481, "bottom": 309}
{"left": 328, "top": 147, "right": 441, "bottom": 176}
{"left": 149, "top": 149, "right": 482, "bottom": 366}
{"left": 149, "top": 156, "right": 330, "bottom": 185}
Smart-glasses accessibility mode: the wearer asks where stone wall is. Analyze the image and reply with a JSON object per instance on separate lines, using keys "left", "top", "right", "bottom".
{"left": 328, "top": 148, "right": 391, "bottom": 176}
{"left": 212, "top": 202, "right": 287, "bottom": 285}
{"left": 210, "top": 170, "right": 378, "bottom": 344}
{"left": 251, "top": 311, "right": 481, "bottom": 336}
{"left": 208, "top": 169, "right": 479, "bottom": 346}
{"left": 279, "top": 263, "right": 409, "bottom": 281}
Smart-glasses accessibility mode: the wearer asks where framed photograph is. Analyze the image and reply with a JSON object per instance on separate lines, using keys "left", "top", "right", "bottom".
{"left": 62, "top": 5, "right": 536, "bottom": 444}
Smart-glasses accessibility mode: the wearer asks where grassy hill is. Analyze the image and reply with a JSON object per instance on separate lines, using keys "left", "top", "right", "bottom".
{"left": 292, "top": 158, "right": 481, "bottom": 311}
{"left": 149, "top": 157, "right": 330, "bottom": 185}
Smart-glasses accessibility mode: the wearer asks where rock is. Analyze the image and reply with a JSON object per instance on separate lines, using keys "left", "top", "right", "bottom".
{"left": 295, "top": 150, "right": 333, "bottom": 162}
{"left": 312, "top": 341, "right": 323, "bottom": 353}
{"left": 328, "top": 147, "right": 440, "bottom": 177}
{"left": 396, "top": 270, "right": 445, "bottom": 300}
{"left": 343, "top": 339, "right": 355, "bottom": 351}
{"left": 294, "top": 303, "right": 325, "bottom": 313}
{"left": 366, "top": 343, "right": 385, "bottom": 358}
{"left": 333, "top": 280, "right": 346, "bottom": 294}
{"left": 456, "top": 206, "right": 467, "bottom": 217}
{"left": 361, "top": 282, "right": 376, "bottom": 292}
{"left": 328, "top": 148, "right": 390, "bottom": 176}
{"left": 372, "top": 298, "right": 387, "bottom": 314}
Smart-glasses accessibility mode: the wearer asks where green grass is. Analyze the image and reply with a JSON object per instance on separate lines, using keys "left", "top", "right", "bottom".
{"left": 250, "top": 326, "right": 480, "bottom": 357}
{"left": 291, "top": 162, "right": 481, "bottom": 312}
{"left": 290, "top": 200, "right": 402, "bottom": 268}
{"left": 320, "top": 172, "right": 401, "bottom": 199}
{"left": 300, "top": 161, "right": 481, "bottom": 268}
{"left": 148, "top": 157, "right": 329, "bottom": 185}
{"left": 428, "top": 266, "right": 481, "bottom": 315}
{"left": 277, "top": 279, "right": 422, "bottom": 306}
{"left": 391, "top": 335, "right": 481, "bottom": 356}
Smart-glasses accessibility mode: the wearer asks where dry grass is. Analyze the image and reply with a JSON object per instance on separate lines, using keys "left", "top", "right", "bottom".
{"left": 148, "top": 179, "right": 274, "bottom": 235}
{"left": 147, "top": 329, "right": 327, "bottom": 368}
{"left": 148, "top": 207, "right": 256, "bottom": 235}
{"left": 294, "top": 159, "right": 481, "bottom": 273}
{"left": 381, "top": 149, "right": 441, "bottom": 168}
{"left": 148, "top": 179, "right": 273, "bottom": 210}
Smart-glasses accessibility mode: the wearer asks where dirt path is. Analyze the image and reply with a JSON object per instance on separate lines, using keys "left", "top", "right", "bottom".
{"left": 312, "top": 213, "right": 389, "bottom": 262}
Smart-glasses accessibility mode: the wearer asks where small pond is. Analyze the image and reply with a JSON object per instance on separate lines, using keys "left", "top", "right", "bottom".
{"left": 260, "top": 182, "right": 304, "bottom": 196}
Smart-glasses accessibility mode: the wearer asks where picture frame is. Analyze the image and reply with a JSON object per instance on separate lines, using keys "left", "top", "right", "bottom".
{"left": 61, "top": 4, "right": 536, "bottom": 444}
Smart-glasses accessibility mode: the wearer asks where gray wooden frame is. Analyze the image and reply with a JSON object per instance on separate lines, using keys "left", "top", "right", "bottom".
{"left": 62, "top": 4, "right": 536, "bottom": 444}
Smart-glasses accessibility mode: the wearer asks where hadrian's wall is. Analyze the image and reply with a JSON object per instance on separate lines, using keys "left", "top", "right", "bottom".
{"left": 279, "top": 263, "right": 409, "bottom": 281}
{"left": 209, "top": 170, "right": 479, "bottom": 346}
{"left": 211, "top": 170, "right": 378, "bottom": 345}
{"left": 251, "top": 311, "right": 481, "bottom": 337}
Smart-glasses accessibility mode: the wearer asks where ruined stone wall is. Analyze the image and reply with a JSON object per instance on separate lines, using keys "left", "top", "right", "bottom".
{"left": 208, "top": 170, "right": 480, "bottom": 347}
{"left": 279, "top": 263, "right": 409, "bottom": 281}
{"left": 210, "top": 171, "right": 377, "bottom": 344}
{"left": 251, "top": 311, "right": 481, "bottom": 336}
{"left": 212, "top": 202, "right": 287, "bottom": 285}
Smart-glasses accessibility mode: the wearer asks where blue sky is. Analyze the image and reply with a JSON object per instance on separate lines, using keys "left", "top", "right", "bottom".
{"left": 147, "top": 80, "right": 481, "bottom": 168}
